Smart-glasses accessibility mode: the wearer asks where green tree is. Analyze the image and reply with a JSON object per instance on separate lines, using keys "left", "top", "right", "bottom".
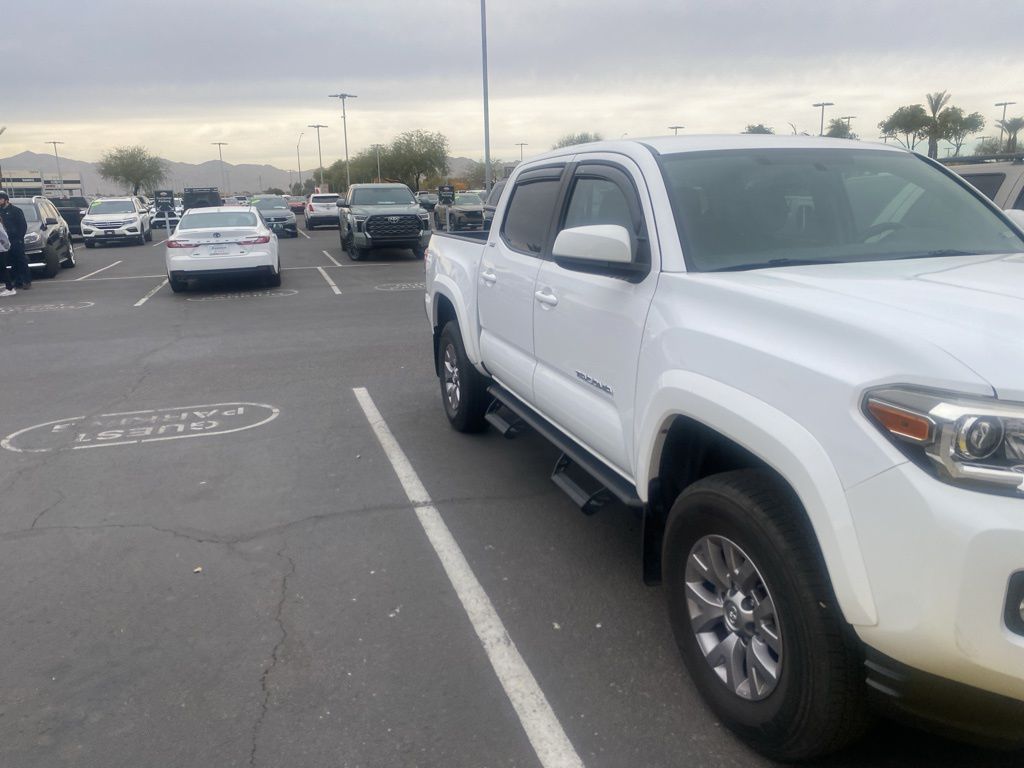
{"left": 940, "top": 107, "right": 985, "bottom": 157}
{"left": 552, "top": 132, "right": 603, "bottom": 149}
{"left": 97, "top": 145, "right": 166, "bottom": 194}
{"left": 289, "top": 178, "right": 317, "bottom": 196}
{"left": 459, "top": 158, "right": 506, "bottom": 188}
{"left": 973, "top": 137, "right": 1005, "bottom": 156}
{"left": 998, "top": 116, "right": 1024, "bottom": 153}
{"left": 919, "top": 90, "right": 952, "bottom": 159}
{"left": 742, "top": 124, "right": 774, "bottom": 134}
{"left": 825, "top": 118, "right": 857, "bottom": 140}
{"left": 387, "top": 130, "right": 449, "bottom": 191}
{"left": 263, "top": 187, "right": 285, "bottom": 195}
{"left": 878, "top": 105, "right": 929, "bottom": 152}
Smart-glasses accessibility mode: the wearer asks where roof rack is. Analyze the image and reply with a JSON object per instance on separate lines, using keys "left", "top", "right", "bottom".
{"left": 942, "top": 153, "right": 1024, "bottom": 166}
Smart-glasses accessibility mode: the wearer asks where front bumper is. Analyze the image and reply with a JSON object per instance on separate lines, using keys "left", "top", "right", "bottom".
{"left": 352, "top": 229, "right": 431, "bottom": 251}
{"left": 25, "top": 248, "right": 46, "bottom": 268}
{"left": 82, "top": 223, "right": 142, "bottom": 241}
{"left": 306, "top": 212, "right": 339, "bottom": 226}
{"left": 847, "top": 463, "right": 1024, "bottom": 712}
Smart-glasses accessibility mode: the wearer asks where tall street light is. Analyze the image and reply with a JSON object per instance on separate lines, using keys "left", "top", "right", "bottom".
{"left": 668, "top": 125, "right": 685, "bottom": 135}
{"left": 515, "top": 142, "right": 528, "bottom": 161}
{"left": 47, "top": 140, "right": 65, "bottom": 195}
{"left": 372, "top": 144, "right": 383, "bottom": 181}
{"left": 995, "top": 101, "right": 1017, "bottom": 144}
{"left": 812, "top": 102, "right": 834, "bottom": 136}
{"left": 0, "top": 126, "right": 8, "bottom": 192}
{"left": 307, "top": 124, "right": 328, "bottom": 189}
{"left": 296, "top": 132, "right": 304, "bottom": 192}
{"left": 480, "top": 0, "right": 492, "bottom": 193}
{"left": 328, "top": 93, "right": 357, "bottom": 190}
{"left": 211, "top": 142, "right": 229, "bottom": 193}
{"left": 840, "top": 115, "right": 856, "bottom": 127}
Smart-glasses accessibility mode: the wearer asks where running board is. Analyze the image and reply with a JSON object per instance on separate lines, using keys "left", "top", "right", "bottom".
{"left": 487, "top": 384, "right": 643, "bottom": 510}
{"left": 484, "top": 400, "right": 526, "bottom": 438}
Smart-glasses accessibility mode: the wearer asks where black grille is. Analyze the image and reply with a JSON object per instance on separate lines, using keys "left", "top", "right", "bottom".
{"left": 366, "top": 215, "right": 421, "bottom": 238}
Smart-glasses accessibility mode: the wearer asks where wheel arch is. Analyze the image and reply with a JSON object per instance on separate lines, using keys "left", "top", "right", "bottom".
{"left": 638, "top": 370, "right": 878, "bottom": 627}
{"left": 430, "top": 282, "right": 482, "bottom": 375}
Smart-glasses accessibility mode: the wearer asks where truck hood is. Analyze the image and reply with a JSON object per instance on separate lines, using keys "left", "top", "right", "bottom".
{"left": 350, "top": 204, "right": 423, "bottom": 217}
{"left": 731, "top": 253, "right": 1024, "bottom": 401}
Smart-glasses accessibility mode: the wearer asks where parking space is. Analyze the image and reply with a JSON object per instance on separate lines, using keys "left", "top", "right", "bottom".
{"left": 0, "top": 223, "right": 1017, "bottom": 767}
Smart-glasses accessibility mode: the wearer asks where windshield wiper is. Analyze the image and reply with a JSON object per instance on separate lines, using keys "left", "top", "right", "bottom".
{"left": 712, "top": 257, "right": 839, "bottom": 272}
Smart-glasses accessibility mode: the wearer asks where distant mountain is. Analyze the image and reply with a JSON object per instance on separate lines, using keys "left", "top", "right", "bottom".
{"left": 1, "top": 151, "right": 486, "bottom": 195}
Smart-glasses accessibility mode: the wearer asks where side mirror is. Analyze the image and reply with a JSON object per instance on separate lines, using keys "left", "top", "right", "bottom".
{"left": 336, "top": 200, "right": 348, "bottom": 208}
{"left": 552, "top": 224, "right": 635, "bottom": 264}
{"left": 1003, "top": 208, "right": 1024, "bottom": 230}
{"left": 45, "top": 216, "right": 58, "bottom": 226}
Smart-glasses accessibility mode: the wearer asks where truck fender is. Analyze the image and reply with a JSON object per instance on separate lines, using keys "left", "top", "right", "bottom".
{"left": 430, "top": 277, "right": 483, "bottom": 367}
{"left": 636, "top": 369, "right": 878, "bottom": 627}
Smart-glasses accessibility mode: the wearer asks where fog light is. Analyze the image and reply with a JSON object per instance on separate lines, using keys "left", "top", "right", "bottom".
{"left": 956, "top": 416, "right": 1004, "bottom": 460}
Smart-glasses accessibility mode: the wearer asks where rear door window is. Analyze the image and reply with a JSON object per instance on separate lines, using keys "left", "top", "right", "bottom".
{"left": 500, "top": 170, "right": 564, "bottom": 255}
{"left": 959, "top": 173, "right": 1005, "bottom": 201}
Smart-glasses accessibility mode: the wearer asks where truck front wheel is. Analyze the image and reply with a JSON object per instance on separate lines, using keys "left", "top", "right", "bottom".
{"left": 438, "top": 321, "right": 489, "bottom": 433}
{"left": 662, "top": 469, "right": 867, "bottom": 761}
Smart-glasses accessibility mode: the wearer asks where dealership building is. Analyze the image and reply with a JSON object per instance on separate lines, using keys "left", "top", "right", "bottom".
{"left": 0, "top": 170, "right": 84, "bottom": 197}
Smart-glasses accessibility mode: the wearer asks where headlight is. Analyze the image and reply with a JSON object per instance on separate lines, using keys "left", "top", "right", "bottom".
{"left": 865, "top": 387, "right": 1024, "bottom": 495}
{"left": 24, "top": 232, "right": 41, "bottom": 245}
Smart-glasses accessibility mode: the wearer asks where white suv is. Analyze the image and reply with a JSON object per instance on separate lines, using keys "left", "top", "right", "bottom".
{"left": 305, "top": 193, "right": 340, "bottom": 229}
{"left": 81, "top": 197, "right": 153, "bottom": 247}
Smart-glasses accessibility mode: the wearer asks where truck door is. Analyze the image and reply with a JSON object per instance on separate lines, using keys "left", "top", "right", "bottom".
{"left": 532, "top": 159, "right": 660, "bottom": 477}
{"left": 478, "top": 165, "right": 566, "bottom": 403}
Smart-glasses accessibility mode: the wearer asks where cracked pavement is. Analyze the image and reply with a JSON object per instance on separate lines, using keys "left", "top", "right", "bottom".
{"left": 0, "top": 232, "right": 1015, "bottom": 768}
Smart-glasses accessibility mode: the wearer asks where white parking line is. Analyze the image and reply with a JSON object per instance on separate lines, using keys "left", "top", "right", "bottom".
{"left": 352, "top": 388, "right": 584, "bottom": 768}
{"left": 133, "top": 279, "right": 168, "bottom": 307}
{"left": 321, "top": 249, "right": 342, "bottom": 267}
{"left": 298, "top": 230, "right": 311, "bottom": 239}
{"left": 151, "top": 236, "right": 169, "bottom": 247}
{"left": 316, "top": 266, "right": 342, "bottom": 295}
{"left": 75, "top": 260, "right": 122, "bottom": 280}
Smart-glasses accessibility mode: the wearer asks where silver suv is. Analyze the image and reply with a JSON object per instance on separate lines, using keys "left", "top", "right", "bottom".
{"left": 946, "top": 156, "right": 1024, "bottom": 210}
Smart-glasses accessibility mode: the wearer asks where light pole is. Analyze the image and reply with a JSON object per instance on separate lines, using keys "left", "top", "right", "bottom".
{"left": 211, "top": 141, "right": 229, "bottom": 193}
{"left": 480, "top": 0, "right": 492, "bottom": 193}
{"left": 307, "top": 124, "right": 327, "bottom": 190}
{"left": 296, "top": 132, "right": 304, "bottom": 192}
{"left": 0, "top": 126, "right": 7, "bottom": 193}
{"left": 515, "top": 142, "right": 528, "bottom": 161}
{"left": 812, "top": 102, "right": 834, "bottom": 136}
{"left": 995, "top": 101, "right": 1017, "bottom": 145}
{"left": 668, "top": 125, "right": 684, "bottom": 135}
{"left": 373, "top": 144, "right": 383, "bottom": 182}
{"left": 47, "top": 140, "right": 65, "bottom": 195}
{"left": 328, "top": 93, "right": 357, "bottom": 190}
{"left": 840, "top": 115, "right": 856, "bottom": 127}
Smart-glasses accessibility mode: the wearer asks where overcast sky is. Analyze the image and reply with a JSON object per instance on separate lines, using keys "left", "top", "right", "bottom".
{"left": 4, "top": 0, "right": 1022, "bottom": 170}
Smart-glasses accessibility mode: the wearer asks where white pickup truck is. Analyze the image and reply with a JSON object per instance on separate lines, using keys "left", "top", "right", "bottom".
{"left": 423, "top": 135, "right": 1024, "bottom": 760}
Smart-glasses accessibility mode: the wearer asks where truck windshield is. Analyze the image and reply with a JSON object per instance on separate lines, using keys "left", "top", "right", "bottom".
{"left": 350, "top": 188, "right": 414, "bottom": 205}
{"left": 89, "top": 200, "right": 135, "bottom": 214}
{"left": 660, "top": 148, "right": 1024, "bottom": 272}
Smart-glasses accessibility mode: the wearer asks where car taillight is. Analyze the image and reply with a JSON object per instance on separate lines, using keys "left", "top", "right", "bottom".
{"left": 239, "top": 235, "right": 271, "bottom": 245}
{"left": 165, "top": 240, "right": 192, "bottom": 248}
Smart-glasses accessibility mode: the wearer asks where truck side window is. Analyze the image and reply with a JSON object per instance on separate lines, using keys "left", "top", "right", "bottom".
{"left": 563, "top": 178, "right": 635, "bottom": 232}
{"left": 959, "top": 173, "right": 1005, "bottom": 201}
{"left": 501, "top": 179, "right": 561, "bottom": 255}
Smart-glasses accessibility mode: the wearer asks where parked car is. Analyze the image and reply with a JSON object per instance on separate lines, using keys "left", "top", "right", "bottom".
{"left": 424, "top": 135, "right": 1024, "bottom": 761}
{"left": 164, "top": 206, "right": 280, "bottom": 292}
{"left": 415, "top": 191, "right": 439, "bottom": 211}
{"left": 251, "top": 195, "right": 298, "bottom": 237}
{"left": 338, "top": 183, "right": 430, "bottom": 260}
{"left": 81, "top": 197, "right": 153, "bottom": 246}
{"left": 433, "top": 192, "right": 485, "bottom": 231}
{"left": 47, "top": 196, "right": 89, "bottom": 238}
{"left": 946, "top": 155, "right": 1024, "bottom": 210}
{"left": 10, "top": 196, "right": 76, "bottom": 277}
{"left": 482, "top": 180, "right": 506, "bottom": 230}
{"left": 287, "top": 195, "right": 306, "bottom": 214}
{"left": 305, "top": 193, "right": 340, "bottom": 229}
{"left": 182, "top": 187, "right": 223, "bottom": 212}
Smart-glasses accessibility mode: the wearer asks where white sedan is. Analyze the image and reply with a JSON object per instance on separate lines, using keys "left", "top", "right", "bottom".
{"left": 165, "top": 207, "right": 281, "bottom": 292}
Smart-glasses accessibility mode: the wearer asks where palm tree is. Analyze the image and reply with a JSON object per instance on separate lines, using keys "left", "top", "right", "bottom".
{"left": 998, "top": 117, "right": 1024, "bottom": 153}
{"left": 923, "top": 90, "right": 951, "bottom": 159}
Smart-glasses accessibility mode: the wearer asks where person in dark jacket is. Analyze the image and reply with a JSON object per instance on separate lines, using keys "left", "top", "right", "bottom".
{"left": 0, "top": 191, "right": 31, "bottom": 290}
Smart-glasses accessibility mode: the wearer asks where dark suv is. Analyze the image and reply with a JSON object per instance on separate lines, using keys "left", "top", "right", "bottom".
{"left": 47, "top": 196, "right": 89, "bottom": 238}
{"left": 11, "top": 197, "right": 76, "bottom": 277}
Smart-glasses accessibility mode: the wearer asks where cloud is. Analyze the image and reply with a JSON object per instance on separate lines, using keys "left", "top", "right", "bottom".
{"left": 5, "top": 0, "right": 1022, "bottom": 167}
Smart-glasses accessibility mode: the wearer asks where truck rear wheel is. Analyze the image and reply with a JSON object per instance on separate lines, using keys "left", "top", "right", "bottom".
{"left": 438, "top": 321, "right": 489, "bottom": 433}
{"left": 662, "top": 469, "right": 867, "bottom": 761}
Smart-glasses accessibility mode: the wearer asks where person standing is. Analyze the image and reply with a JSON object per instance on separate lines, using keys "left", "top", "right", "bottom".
{"left": 0, "top": 192, "right": 31, "bottom": 291}
{"left": 0, "top": 217, "right": 14, "bottom": 296}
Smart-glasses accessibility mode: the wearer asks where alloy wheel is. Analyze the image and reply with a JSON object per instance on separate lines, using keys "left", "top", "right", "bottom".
{"left": 443, "top": 343, "right": 461, "bottom": 413}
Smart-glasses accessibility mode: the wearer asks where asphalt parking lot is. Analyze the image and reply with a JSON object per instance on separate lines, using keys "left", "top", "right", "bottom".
{"left": 0, "top": 223, "right": 1018, "bottom": 768}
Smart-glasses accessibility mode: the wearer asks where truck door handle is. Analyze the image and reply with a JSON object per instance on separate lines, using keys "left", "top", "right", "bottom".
{"left": 481, "top": 269, "right": 497, "bottom": 285}
{"left": 534, "top": 289, "right": 558, "bottom": 307}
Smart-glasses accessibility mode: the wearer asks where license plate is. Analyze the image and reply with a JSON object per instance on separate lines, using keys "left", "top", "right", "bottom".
{"left": 105, "top": 230, "right": 114, "bottom": 236}
{"left": 272, "top": 224, "right": 283, "bottom": 231}
{"left": 208, "top": 244, "right": 229, "bottom": 254}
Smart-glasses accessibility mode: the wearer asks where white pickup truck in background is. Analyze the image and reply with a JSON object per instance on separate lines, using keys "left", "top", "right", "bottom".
{"left": 423, "top": 135, "right": 1024, "bottom": 761}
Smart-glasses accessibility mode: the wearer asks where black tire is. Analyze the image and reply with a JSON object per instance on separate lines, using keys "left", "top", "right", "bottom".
{"left": 144, "top": 225, "right": 153, "bottom": 242}
{"left": 662, "top": 469, "right": 868, "bottom": 761}
{"left": 437, "top": 321, "right": 490, "bottom": 433}
{"left": 266, "top": 269, "right": 282, "bottom": 288}
{"left": 62, "top": 241, "right": 76, "bottom": 268}
{"left": 44, "top": 253, "right": 60, "bottom": 278}
{"left": 84, "top": 241, "right": 95, "bottom": 249}
{"left": 168, "top": 276, "right": 187, "bottom": 293}
{"left": 411, "top": 245, "right": 425, "bottom": 260}
{"left": 307, "top": 221, "right": 316, "bottom": 231}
